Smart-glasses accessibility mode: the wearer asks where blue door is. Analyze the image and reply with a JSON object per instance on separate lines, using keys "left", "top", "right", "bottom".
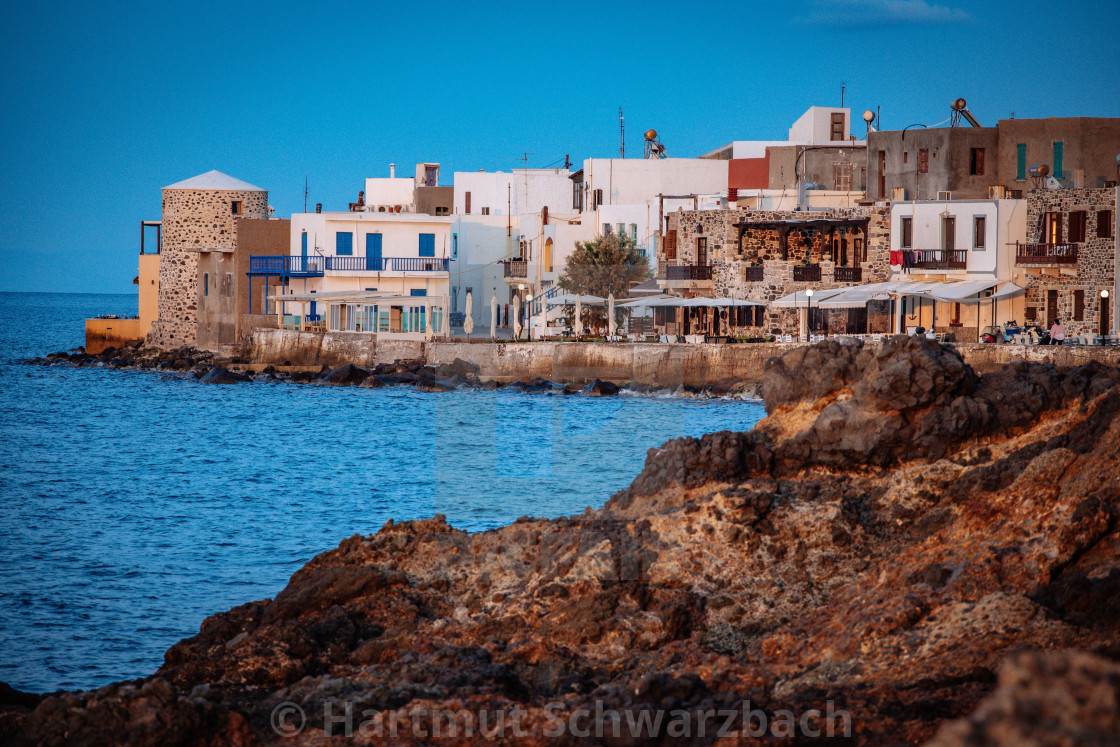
{"left": 366, "top": 233, "right": 382, "bottom": 270}
{"left": 301, "top": 231, "right": 307, "bottom": 272}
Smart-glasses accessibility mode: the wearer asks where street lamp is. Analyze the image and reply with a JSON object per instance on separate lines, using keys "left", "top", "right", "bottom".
{"left": 805, "top": 288, "right": 814, "bottom": 341}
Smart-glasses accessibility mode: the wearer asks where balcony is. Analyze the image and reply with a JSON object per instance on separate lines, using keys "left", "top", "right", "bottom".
{"left": 248, "top": 255, "right": 324, "bottom": 277}
{"left": 793, "top": 264, "right": 822, "bottom": 282}
{"left": 665, "top": 265, "right": 713, "bottom": 281}
{"left": 385, "top": 257, "right": 449, "bottom": 272}
{"left": 1015, "top": 242, "right": 1079, "bottom": 266}
{"left": 504, "top": 259, "right": 528, "bottom": 279}
{"left": 902, "top": 250, "right": 967, "bottom": 271}
{"left": 834, "top": 266, "right": 862, "bottom": 283}
{"left": 744, "top": 265, "right": 764, "bottom": 282}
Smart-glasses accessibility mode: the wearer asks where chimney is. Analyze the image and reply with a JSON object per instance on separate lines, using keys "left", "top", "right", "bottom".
{"left": 390, "top": 163, "right": 396, "bottom": 178}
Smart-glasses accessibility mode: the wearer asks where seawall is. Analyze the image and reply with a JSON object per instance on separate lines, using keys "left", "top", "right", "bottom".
{"left": 246, "top": 329, "right": 1120, "bottom": 386}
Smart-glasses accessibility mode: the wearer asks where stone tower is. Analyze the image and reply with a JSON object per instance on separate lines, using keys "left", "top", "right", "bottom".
{"left": 147, "top": 171, "right": 268, "bottom": 348}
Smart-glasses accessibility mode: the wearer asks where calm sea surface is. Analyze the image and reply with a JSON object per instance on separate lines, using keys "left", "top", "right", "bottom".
{"left": 0, "top": 292, "right": 765, "bottom": 693}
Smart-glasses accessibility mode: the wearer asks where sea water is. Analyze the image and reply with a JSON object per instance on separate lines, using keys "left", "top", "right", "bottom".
{"left": 0, "top": 292, "right": 765, "bottom": 692}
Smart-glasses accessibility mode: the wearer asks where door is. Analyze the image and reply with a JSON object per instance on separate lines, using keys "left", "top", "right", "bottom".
{"left": 366, "top": 233, "right": 382, "bottom": 271}
{"left": 301, "top": 231, "right": 308, "bottom": 264}
{"left": 696, "top": 237, "right": 708, "bottom": 266}
{"left": 1102, "top": 296, "right": 1111, "bottom": 336}
{"left": 1047, "top": 290, "right": 1058, "bottom": 329}
{"left": 941, "top": 217, "right": 956, "bottom": 254}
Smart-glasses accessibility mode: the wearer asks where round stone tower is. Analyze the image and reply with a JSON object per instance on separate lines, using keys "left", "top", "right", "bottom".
{"left": 147, "top": 170, "right": 268, "bottom": 348}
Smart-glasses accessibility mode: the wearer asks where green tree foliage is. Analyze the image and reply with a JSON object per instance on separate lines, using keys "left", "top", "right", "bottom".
{"left": 558, "top": 232, "right": 652, "bottom": 299}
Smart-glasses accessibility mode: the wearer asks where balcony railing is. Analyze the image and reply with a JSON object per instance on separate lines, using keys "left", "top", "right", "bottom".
{"left": 388, "top": 257, "right": 449, "bottom": 272}
{"left": 1015, "top": 242, "right": 1079, "bottom": 265}
{"left": 325, "top": 256, "right": 388, "bottom": 271}
{"left": 665, "top": 265, "right": 713, "bottom": 281}
{"left": 793, "top": 264, "right": 821, "bottom": 282}
{"left": 902, "top": 250, "right": 967, "bottom": 270}
{"left": 504, "top": 260, "right": 528, "bottom": 278}
{"left": 248, "top": 255, "right": 325, "bottom": 276}
{"left": 744, "top": 265, "right": 764, "bottom": 282}
{"left": 834, "top": 266, "right": 862, "bottom": 282}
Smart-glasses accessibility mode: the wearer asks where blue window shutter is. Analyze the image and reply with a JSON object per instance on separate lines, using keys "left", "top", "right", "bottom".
{"left": 336, "top": 232, "right": 353, "bottom": 255}
{"left": 411, "top": 289, "right": 427, "bottom": 297}
{"left": 1016, "top": 144, "right": 1026, "bottom": 181}
{"left": 365, "top": 233, "right": 382, "bottom": 270}
{"left": 1053, "top": 142, "right": 1064, "bottom": 179}
{"left": 418, "top": 233, "right": 435, "bottom": 257}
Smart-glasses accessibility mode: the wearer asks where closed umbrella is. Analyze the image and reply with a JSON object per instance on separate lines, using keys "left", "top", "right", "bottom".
{"left": 490, "top": 294, "right": 497, "bottom": 339}
{"left": 574, "top": 295, "right": 583, "bottom": 336}
{"left": 463, "top": 292, "right": 474, "bottom": 338}
{"left": 424, "top": 304, "right": 433, "bottom": 341}
{"left": 512, "top": 295, "right": 522, "bottom": 340}
{"left": 607, "top": 293, "right": 616, "bottom": 337}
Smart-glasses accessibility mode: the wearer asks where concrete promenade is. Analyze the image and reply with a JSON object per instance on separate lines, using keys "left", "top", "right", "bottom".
{"left": 246, "top": 329, "right": 1120, "bottom": 387}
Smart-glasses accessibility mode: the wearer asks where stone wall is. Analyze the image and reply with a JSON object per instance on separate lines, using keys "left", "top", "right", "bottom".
{"left": 148, "top": 188, "right": 268, "bottom": 348}
{"left": 661, "top": 206, "right": 890, "bottom": 335}
{"left": 1022, "top": 187, "right": 1117, "bottom": 336}
{"left": 248, "top": 329, "right": 1120, "bottom": 386}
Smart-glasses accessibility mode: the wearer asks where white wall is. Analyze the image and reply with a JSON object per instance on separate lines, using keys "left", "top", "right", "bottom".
{"left": 788, "top": 106, "right": 852, "bottom": 143}
{"left": 364, "top": 177, "right": 417, "bottom": 212}
{"left": 889, "top": 199, "right": 1027, "bottom": 277}
{"left": 449, "top": 214, "right": 521, "bottom": 328}
{"left": 581, "top": 158, "right": 727, "bottom": 207}
{"left": 453, "top": 169, "right": 572, "bottom": 216}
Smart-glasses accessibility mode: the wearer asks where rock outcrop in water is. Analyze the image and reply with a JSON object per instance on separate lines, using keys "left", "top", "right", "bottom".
{"left": 4, "top": 336, "right": 1119, "bottom": 745}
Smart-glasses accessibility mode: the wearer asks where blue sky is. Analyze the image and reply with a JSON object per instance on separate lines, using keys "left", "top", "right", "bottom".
{"left": 1, "top": 0, "right": 1118, "bottom": 293}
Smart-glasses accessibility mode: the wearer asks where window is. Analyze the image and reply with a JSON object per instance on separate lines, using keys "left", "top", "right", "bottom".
{"left": 630, "top": 224, "right": 638, "bottom": 243}
{"left": 1097, "top": 210, "right": 1113, "bottom": 238}
{"left": 1044, "top": 212, "right": 1063, "bottom": 244}
{"left": 834, "top": 162, "right": 851, "bottom": 191}
{"left": 603, "top": 223, "right": 612, "bottom": 235}
{"left": 830, "top": 112, "right": 845, "bottom": 141}
{"left": 411, "top": 289, "right": 427, "bottom": 297}
{"left": 336, "top": 232, "right": 353, "bottom": 256}
{"left": 464, "top": 192, "right": 471, "bottom": 214}
{"left": 418, "top": 233, "right": 435, "bottom": 257}
{"left": 1069, "top": 211, "right": 1087, "bottom": 243}
{"left": 918, "top": 149, "right": 929, "bottom": 174}
{"left": 617, "top": 223, "right": 625, "bottom": 237}
{"left": 593, "top": 189, "right": 603, "bottom": 208}
{"left": 969, "top": 148, "right": 985, "bottom": 176}
{"left": 452, "top": 233, "right": 458, "bottom": 259}
{"left": 231, "top": 201, "right": 242, "bottom": 215}
{"left": 973, "top": 216, "right": 986, "bottom": 249}
{"left": 1053, "top": 142, "right": 1064, "bottom": 179}
{"left": 481, "top": 207, "right": 490, "bottom": 216}
{"left": 203, "top": 273, "right": 209, "bottom": 296}
{"left": 663, "top": 229, "right": 677, "bottom": 259}
{"left": 903, "top": 152, "right": 909, "bottom": 164}
{"left": 1016, "top": 144, "right": 1027, "bottom": 180}
{"left": 696, "top": 236, "right": 708, "bottom": 265}
{"left": 1074, "top": 290, "right": 1085, "bottom": 322}
{"left": 900, "top": 216, "right": 913, "bottom": 249}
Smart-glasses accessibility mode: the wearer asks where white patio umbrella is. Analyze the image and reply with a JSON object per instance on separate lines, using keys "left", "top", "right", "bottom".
{"left": 574, "top": 295, "right": 583, "bottom": 336}
{"left": 490, "top": 294, "right": 497, "bottom": 338}
{"left": 512, "top": 295, "right": 522, "bottom": 340}
{"left": 548, "top": 293, "right": 606, "bottom": 306}
{"left": 607, "top": 293, "right": 617, "bottom": 337}
{"left": 463, "top": 292, "right": 474, "bottom": 337}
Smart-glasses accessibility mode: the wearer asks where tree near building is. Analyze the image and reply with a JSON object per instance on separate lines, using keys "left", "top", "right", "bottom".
{"left": 559, "top": 232, "right": 652, "bottom": 298}
{"left": 558, "top": 232, "right": 652, "bottom": 335}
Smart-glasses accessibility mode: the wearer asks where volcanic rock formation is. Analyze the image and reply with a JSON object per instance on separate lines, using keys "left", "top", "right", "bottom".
{"left": 4, "top": 336, "right": 1119, "bottom": 745}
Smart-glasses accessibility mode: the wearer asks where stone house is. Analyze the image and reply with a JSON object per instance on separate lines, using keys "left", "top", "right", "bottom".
{"left": 656, "top": 206, "right": 890, "bottom": 336}
{"left": 147, "top": 171, "right": 269, "bottom": 348}
{"left": 1019, "top": 187, "right": 1118, "bottom": 337}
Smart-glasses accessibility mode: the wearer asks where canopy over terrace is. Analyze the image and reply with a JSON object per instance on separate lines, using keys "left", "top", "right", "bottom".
{"left": 275, "top": 290, "right": 450, "bottom": 336}
{"left": 547, "top": 293, "right": 606, "bottom": 306}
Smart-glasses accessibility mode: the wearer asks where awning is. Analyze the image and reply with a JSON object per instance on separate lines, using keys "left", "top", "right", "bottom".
{"left": 927, "top": 279, "right": 1001, "bottom": 302}
{"left": 548, "top": 293, "right": 606, "bottom": 306}
{"left": 987, "top": 282, "right": 1025, "bottom": 301}
{"left": 627, "top": 278, "right": 663, "bottom": 297}
{"left": 769, "top": 289, "right": 848, "bottom": 308}
{"left": 280, "top": 290, "right": 447, "bottom": 304}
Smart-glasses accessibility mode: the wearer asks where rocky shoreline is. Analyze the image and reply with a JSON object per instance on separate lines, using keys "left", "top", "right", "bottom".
{"left": 5, "top": 336, "right": 1119, "bottom": 745}
{"left": 25, "top": 344, "right": 762, "bottom": 399}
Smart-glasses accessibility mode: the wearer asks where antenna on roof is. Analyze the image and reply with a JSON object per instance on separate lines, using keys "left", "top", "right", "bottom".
{"left": 841, "top": 82, "right": 845, "bottom": 108}
{"left": 619, "top": 107, "right": 625, "bottom": 159}
{"left": 304, "top": 175, "right": 308, "bottom": 213}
